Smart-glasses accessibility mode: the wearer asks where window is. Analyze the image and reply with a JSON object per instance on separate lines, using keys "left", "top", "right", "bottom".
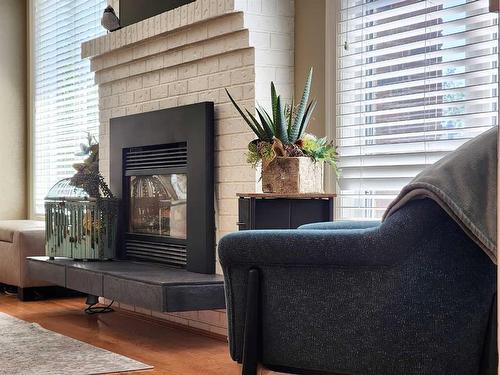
{"left": 336, "top": 0, "right": 498, "bottom": 219}
{"left": 32, "top": 0, "right": 106, "bottom": 215}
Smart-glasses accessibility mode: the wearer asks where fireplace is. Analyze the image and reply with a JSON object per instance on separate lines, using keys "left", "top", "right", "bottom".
{"left": 109, "top": 102, "right": 215, "bottom": 274}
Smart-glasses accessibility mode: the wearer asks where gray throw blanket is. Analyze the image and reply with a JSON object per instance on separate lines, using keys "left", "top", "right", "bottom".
{"left": 383, "top": 127, "right": 497, "bottom": 264}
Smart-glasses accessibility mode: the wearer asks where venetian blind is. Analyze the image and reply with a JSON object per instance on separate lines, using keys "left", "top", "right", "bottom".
{"left": 337, "top": 0, "right": 498, "bottom": 219}
{"left": 33, "top": 0, "right": 106, "bottom": 215}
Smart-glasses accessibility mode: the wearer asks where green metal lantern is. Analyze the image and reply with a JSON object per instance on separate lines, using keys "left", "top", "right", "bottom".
{"left": 45, "top": 178, "right": 119, "bottom": 260}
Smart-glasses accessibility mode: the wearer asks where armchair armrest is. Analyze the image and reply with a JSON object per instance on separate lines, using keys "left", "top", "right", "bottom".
{"left": 299, "top": 221, "right": 380, "bottom": 230}
{"left": 219, "top": 226, "right": 403, "bottom": 268}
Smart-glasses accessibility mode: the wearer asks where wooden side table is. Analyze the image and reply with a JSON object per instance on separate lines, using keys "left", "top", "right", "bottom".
{"left": 237, "top": 193, "right": 336, "bottom": 230}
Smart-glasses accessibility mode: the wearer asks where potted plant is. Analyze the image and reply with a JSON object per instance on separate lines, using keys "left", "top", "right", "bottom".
{"left": 226, "top": 68, "right": 338, "bottom": 193}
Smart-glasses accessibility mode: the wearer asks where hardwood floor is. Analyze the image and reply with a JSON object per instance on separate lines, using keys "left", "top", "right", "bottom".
{"left": 0, "top": 293, "right": 245, "bottom": 375}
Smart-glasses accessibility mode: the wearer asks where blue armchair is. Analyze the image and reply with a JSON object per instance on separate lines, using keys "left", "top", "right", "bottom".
{"left": 219, "top": 198, "right": 497, "bottom": 375}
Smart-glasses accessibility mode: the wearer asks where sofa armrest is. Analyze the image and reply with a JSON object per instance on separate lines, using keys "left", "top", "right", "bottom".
{"left": 299, "top": 221, "right": 380, "bottom": 230}
{"left": 219, "top": 226, "right": 402, "bottom": 268}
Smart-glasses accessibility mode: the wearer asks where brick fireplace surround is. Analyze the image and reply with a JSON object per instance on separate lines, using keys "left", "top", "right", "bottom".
{"left": 82, "top": 0, "right": 294, "bottom": 336}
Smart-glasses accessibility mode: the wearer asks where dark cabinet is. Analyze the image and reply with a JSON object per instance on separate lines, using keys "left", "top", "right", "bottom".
{"left": 237, "top": 193, "right": 335, "bottom": 230}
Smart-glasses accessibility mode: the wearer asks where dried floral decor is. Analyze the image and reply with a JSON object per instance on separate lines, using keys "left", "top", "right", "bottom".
{"left": 45, "top": 134, "right": 118, "bottom": 260}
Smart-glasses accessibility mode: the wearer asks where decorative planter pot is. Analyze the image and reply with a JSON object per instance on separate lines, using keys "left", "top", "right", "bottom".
{"left": 262, "top": 157, "right": 324, "bottom": 194}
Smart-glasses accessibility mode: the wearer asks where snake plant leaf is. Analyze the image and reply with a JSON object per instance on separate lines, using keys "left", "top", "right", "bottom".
{"left": 271, "top": 82, "right": 279, "bottom": 133}
{"left": 255, "top": 107, "right": 275, "bottom": 140}
{"left": 297, "top": 99, "right": 317, "bottom": 140}
{"left": 289, "top": 67, "right": 313, "bottom": 142}
{"left": 257, "top": 104, "right": 274, "bottom": 130}
{"left": 287, "top": 97, "right": 294, "bottom": 133}
{"left": 275, "top": 96, "right": 289, "bottom": 144}
{"left": 246, "top": 109, "right": 273, "bottom": 141}
{"left": 226, "top": 88, "right": 266, "bottom": 140}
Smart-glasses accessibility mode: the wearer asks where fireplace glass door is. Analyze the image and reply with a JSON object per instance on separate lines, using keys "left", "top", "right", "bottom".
{"left": 129, "top": 174, "right": 187, "bottom": 239}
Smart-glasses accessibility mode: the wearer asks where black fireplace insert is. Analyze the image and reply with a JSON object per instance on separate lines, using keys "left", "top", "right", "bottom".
{"left": 109, "top": 102, "right": 215, "bottom": 274}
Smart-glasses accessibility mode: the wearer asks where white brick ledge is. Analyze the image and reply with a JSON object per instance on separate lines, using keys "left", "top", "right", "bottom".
{"left": 82, "top": 0, "right": 238, "bottom": 59}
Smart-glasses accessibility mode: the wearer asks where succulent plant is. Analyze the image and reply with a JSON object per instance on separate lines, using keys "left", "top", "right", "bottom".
{"left": 226, "top": 68, "right": 337, "bottom": 173}
{"left": 226, "top": 68, "right": 317, "bottom": 145}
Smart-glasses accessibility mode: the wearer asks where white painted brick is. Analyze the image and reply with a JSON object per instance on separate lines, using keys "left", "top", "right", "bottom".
{"left": 208, "top": 71, "right": 231, "bottom": 89}
{"left": 111, "top": 80, "right": 127, "bottom": 95}
{"left": 223, "top": 85, "right": 243, "bottom": 101}
{"left": 178, "top": 64, "right": 198, "bottom": 79}
{"left": 217, "top": 182, "right": 255, "bottom": 198}
{"left": 203, "top": 38, "right": 226, "bottom": 57}
{"left": 145, "top": 55, "right": 164, "bottom": 71}
{"left": 231, "top": 67, "right": 254, "bottom": 85}
{"left": 129, "top": 60, "right": 146, "bottom": 76}
{"left": 99, "top": 84, "right": 112, "bottom": 97}
{"left": 209, "top": 0, "right": 218, "bottom": 17}
{"left": 150, "top": 84, "right": 169, "bottom": 100}
{"left": 202, "top": 0, "right": 211, "bottom": 18}
{"left": 126, "top": 104, "right": 143, "bottom": 115}
{"left": 276, "top": 0, "right": 294, "bottom": 16}
{"left": 250, "top": 31, "right": 270, "bottom": 48}
{"left": 149, "top": 37, "right": 168, "bottom": 55}
{"left": 164, "top": 51, "right": 183, "bottom": 67}
{"left": 126, "top": 76, "right": 143, "bottom": 91}
{"left": 247, "top": 0, "right": 262, "bottom": 12}
{"left": 197, "top": 56, "right": 220, "bottom": 75}
{"left": 159, "top": 97, "right": 179, "bottom": 109}
{"left": 255, "top": 66, "right": 276, "bottom": 83}
{"left": 168, "top": 31, "right": 187, "bottom": 49}
{"left": 173, "top": 8, "right": 181, "bottom": 28}
{"left": 154, "top": 14, "right": 162, "bottom": 35}
{"left": 178, "top": 93, "right": 199, "bottom": 105}
{"left": 143, "top": 101, "right": 160, "bottom": 112}
{"left": 143, "top": 71, "right": 160, "bottom": 87}
{"left": 187, "top": 24, "right": 208, "bottom": 44}
{"left": 216, "top": 149, "right": 248, "bottom": 166}
{"left": 217, "top": 132, "right": 254, "bottom": 151}
{"left": 111, "top": 107, "right": 126, "bottom": 118}
{"left": 187, "top": 2, "right": 195, "bottom": 24}
{"left": 270, "top": 33, "right": 293, "bottom": 50}
{"left": 199, "top": 89, "right": 220, "bottom": 103}
{"left": 133, "top": 44, "right": 149, "bottom": 60}
{"left": 219, "top": 52, "right": 243, "bottom": 71}
{"left": 180, "top": 5, "right": 189, "bottom": 26}
{"left": 188, "top": 76, "right": 209, "bottom": 93}
{"left": 262, "top": 0, "right": 277, "bottom": 14}
{"left": 198, "top": 310, "right": 224, "bottom": 326}
{"left": 182, "top": 45, "right": 204, "bottom": 62}
{"left": 168, "top": 81, "right": 188, "bottom": 96}
{"left": 207, "top": 15, "right": 234, "bottom": 38}
{"left": 134, "top": 88, "right": 151, "bottom": 103}
{"left": 217, "top": 117, "right": 249, "bottom": 135}
{"left": 160, "top": 68, "right": 178, "bottom": 83}
{"left": 119, "top": 92, "right": 134, "bottom": 106}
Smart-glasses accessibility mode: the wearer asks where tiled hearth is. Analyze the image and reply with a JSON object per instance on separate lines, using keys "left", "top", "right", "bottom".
{"left": 82, "top": 0, "right": 294, "bottom": 335}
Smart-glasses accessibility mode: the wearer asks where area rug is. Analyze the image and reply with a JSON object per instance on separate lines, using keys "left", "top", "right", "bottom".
{"left": 0, "top": 312, "right": 152, "bottom": 374}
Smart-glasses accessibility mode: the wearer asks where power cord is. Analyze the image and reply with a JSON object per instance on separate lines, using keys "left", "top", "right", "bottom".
{"left": 85, "top": 299, "right": 115, "bottom": 315}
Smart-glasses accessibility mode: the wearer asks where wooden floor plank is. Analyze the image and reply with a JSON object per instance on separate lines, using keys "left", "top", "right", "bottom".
{"left": 0, "top": 293, "right": 242, "bottom": 375}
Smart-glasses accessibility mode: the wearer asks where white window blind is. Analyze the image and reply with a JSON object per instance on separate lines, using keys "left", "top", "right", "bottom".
{"left": 33, "top": 0, "right": 106, "bottom": 215}
{"left": 337, "top": 0, "right": 498, "bottom": 220}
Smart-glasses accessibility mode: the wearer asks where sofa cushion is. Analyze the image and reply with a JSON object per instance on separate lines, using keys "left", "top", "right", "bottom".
{"left": 0, "top": 221, "right": 45, "bottom": 243}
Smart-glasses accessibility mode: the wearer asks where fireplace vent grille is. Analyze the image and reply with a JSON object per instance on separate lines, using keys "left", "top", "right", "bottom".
{"left": 125, "top": 142, "right": 187, "bottom": 171}
{"left": 125, "top": 239, "right": 187, "bottom": 267}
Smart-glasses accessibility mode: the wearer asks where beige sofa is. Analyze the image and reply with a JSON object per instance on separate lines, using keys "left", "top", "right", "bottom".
{"left": 0, "top": 220, "right": 49, "bottom": 299}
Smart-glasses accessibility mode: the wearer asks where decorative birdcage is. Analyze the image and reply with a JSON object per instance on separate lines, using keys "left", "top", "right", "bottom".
{"left": 45, "top": 178, "right": 119, "bottom": 260}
